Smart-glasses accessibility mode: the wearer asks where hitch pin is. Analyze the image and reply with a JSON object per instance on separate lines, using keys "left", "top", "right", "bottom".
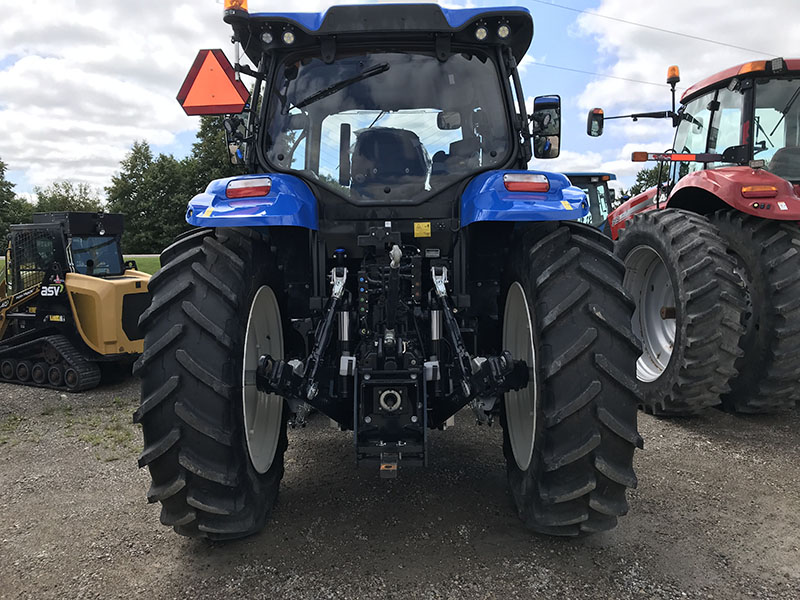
{"left": 431, "top": 266, "right": 448, "bottom": 298}
{"left": 330, "top": 267, "right": 348, "bottom": 299}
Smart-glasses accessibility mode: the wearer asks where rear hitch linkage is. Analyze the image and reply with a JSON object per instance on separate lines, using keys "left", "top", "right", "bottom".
{"left": 430, "top": 266, "right": 529, "bottom": 404}
{"left": 255, "top": 266, "right": 348, "bottom": 403}
{"left": 255, "top": 265, "right": 529, "bottom": 416}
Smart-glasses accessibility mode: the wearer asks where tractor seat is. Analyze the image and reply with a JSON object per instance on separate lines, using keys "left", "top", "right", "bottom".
{"left": 350, "top": 127, "right": 429, "bottom": 199}
{"left": 432, "top": 137, "right": 482, "bottom": 177}
{"left": 768, "top": 146, "right": 800, "bottom": 182}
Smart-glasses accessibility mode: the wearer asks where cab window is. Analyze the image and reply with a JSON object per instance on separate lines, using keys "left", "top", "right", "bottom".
{"left": 707, "top": 87, "right": 744, "bottom": 167}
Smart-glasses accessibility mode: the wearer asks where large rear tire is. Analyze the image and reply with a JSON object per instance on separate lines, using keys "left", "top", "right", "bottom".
{"left": 134, "top": 228, "right": 288, "bottom": 540}
{"left": 615, "top": 209, "right": 745, "bottom": 415}
{"left": 710, "top": 211, "right": 800, "bottom": 412}
{"left": 502, "top": 223, "right": 642, "bottom": 536}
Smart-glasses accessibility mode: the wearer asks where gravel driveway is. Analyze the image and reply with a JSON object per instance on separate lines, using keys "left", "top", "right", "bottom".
{"left": 1, "top": 378, "right": 798, "bottom": 599}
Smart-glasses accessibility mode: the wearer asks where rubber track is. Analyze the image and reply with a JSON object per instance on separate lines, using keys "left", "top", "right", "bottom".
{"left": 616, "top": 209, "right": 745, "bottom": 415}
{"left": 0, "top": 334, "right": 101, "bottom": 392}
{"left": 711, "top": 211, "right": 800, "bottom": 412}
{"left": 503, "top": 222, "right": 643, "bottom": 537}
{"left": 135, "top": 228, "right": 287, "bottom": 540}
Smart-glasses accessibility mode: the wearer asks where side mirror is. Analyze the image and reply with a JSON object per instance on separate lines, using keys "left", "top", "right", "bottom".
{"left": 437, "top": 111, "right": 461, "bottom": 130}
{"left": 223, "top": 115, "right": 246, "bottom": 165}
{"left": 532, "top": 95, "right": 561, "bottom": 159}
{"left": 587, "top": 108, "right": 604, "bottom": 137}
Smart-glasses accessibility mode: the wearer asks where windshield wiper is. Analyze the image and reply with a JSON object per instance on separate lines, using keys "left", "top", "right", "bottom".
{"left": 754, "top": 116, "right": 774, "bottom": 150}
{"left": 769, "top": 84, "right": 800, "bottom": 137}
{"left": 367, "top": 110, "right": 387, "bottom": 129}
{"left": 294, "top": 63, "right": 390, "bottom": 109}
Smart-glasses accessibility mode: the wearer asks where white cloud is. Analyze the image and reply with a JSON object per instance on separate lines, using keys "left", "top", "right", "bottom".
{"left": 575, "top": 0, "right": 800, "bottom": 114}
{"left": 3, "top": 0, "right": 469, "bottom": 191}
{"left": 566, "top": 0, "right": 799, "bottom": 188}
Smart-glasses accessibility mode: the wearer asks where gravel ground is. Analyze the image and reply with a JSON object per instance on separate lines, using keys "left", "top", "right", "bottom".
{"left": 0, "top": 377, "right": 798, "bottom": 599}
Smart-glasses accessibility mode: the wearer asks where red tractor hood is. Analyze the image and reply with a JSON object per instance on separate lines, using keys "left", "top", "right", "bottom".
{"left": 606, "top": 167, "right": 800, "bottom": 240}
{"left": 671, "top": 167, "right": 800, "bottom": 219}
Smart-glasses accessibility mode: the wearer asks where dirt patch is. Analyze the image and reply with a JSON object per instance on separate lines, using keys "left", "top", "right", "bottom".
{"left": 0, "top": 379, "right": 798, "bottom": 599}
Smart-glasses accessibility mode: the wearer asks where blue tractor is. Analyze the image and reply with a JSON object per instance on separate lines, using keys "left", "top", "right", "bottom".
{"left": 564, "top": 172, "right": 618, "bottom": 232}
{"left": 135, "top": 2, "right": 642, "bottom": 539}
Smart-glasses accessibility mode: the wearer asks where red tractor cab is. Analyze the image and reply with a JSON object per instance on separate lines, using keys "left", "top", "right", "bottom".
{"left": 591, "top": 58, "right": 800, "bottom": 239}
{"left": 586, "top": 59, "right": 800, "bottom": 417}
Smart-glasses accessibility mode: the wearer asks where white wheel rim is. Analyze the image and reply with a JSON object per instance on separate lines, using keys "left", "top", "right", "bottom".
{"left": 242, "top": 285, "right": 284, "bottom": 474}
{"left": 624, "top": 245, "right": 676, "bottom": 383}
{"left": 502, "top": 281, "right": 537, "bottom": 471}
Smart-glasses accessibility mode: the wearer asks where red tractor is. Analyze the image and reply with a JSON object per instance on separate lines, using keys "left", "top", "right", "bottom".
{"left": 588, "top": 58, "right": 800, "bottom": 415}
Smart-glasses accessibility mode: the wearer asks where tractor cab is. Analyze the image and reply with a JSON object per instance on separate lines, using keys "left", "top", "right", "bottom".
{"left": 4, "top": 212, "right": 126, "bottom": 296}
{"left": 563, "top": 172, "right": 616, "bottom": 229}
{"left": 667, "top": 59, "right": 800, "bottom": 184}
{"left": 587, "top": 58, "right": 800, "bottom": 237}
{"left": 177, "top": 3, "right": 579, "bottom": 234}
{"left": 32, "top": 212, "right": 126, "bottom": 277}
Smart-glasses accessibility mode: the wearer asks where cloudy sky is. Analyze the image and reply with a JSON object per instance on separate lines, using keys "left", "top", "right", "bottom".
{"left": 1, "top": 0, "right": 798, "bottom": 196}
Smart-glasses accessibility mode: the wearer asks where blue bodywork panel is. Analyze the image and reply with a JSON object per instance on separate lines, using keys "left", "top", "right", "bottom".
{"left": 188, "top": 171, "right": 587, "bottom": 230}
{"left": 461, "top": 170, "right": 588, "bottom": 227}
{"left": 250, "top": 6, "right": 529, "bottom": 32}
{"left": 186, "top": 173, "right": 319, "bottom": 230}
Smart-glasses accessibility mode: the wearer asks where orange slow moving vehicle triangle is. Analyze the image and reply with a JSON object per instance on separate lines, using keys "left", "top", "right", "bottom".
{"left": 177, "top": 49, "right": 249, "bottom": 115}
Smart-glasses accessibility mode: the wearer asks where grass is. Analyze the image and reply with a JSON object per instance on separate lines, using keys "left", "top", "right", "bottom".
{"left": 0, "top": 414, "right": 24, "bottom": 444}
{"left": 66, "top": 398, "right": 141, "bottom": 462}
{"left": 124, "top": 255, "right": 160, "bottom": 275}
{"left": 39, "top": 397, "right": 141, "bottom": 462}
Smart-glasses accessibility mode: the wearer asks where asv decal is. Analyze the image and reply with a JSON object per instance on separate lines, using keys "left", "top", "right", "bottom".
{"left": 41, "top": 284, "right": 64, "bottom": 297}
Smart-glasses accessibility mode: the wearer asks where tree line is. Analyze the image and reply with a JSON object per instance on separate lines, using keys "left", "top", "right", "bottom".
{"left": 0, "top": 116, "right": 242, "bottom": 253}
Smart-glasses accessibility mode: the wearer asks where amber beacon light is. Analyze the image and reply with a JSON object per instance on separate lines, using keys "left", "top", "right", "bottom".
{"left": 224, "top": 0, "right": 248, "bottom": 12}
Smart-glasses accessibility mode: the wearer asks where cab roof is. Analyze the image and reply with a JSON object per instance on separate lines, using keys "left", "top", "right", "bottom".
{"left": 563, "top": 172, "right": 616, "bottom": 180}
{"left": 227, "top": 4, "right": 533, "bottom": 63}
{"left": 681, "top": 58, "right": 800, "bottom": 103}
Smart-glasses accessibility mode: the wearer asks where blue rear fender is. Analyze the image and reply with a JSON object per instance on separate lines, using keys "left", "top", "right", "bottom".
{"left": 186, "top": 173, "right": 319, "bottom": 230}
{"left": 460, "top": 170, "right": 588, "bottom": 227}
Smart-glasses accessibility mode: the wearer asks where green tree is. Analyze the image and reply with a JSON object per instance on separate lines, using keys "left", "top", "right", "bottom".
{"left": 5, "top": 197, "right": 34, "bottom": 228}
{"left": 0, "top": 159, "right": 34, "bottom": 239}
{"left": 0, "top": 158, "right": 13, "bottom": 211}
{"left": 629, "top": 165, "right": 670, "bottom": 196}
{"left": 186, "top": 115, "right": 246, "bottom": 194}
{"left": 107, "top": 117, "right": 248, "bottom": 254}
{"left": 106, "top": 142, "right": 194, "bottom": 253}
{"left": 0, "top": 158, "right": 17, "bottom": 235}
{"left": 33, "top": 181, "right": 102, "bottom": 213}
{"left": 106, "top": 141, "right": 157, "bottom": 253}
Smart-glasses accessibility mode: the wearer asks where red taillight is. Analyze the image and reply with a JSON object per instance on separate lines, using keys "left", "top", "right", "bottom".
{"left": 504, "top": 173, "right": 549, "bottom": 193}
{"left": 741, "top": 185, "right": 778, "bottom": 199}
{"left": 226, "top": 177, "right": 272, "bottom": 198}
